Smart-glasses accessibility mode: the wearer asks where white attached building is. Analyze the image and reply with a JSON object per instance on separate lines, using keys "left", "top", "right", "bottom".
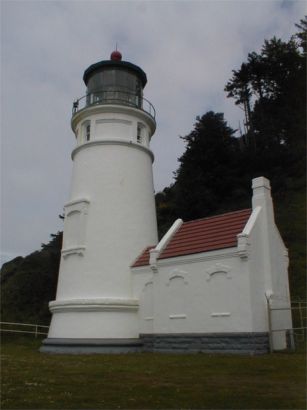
{"left": 41, "top": 52, "right": 292, "bottom": 354}
{"left": 131, "top": 176, "right": 292, "bottom": 353}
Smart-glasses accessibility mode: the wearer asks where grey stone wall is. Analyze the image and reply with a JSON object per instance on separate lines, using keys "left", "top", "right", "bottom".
{"left": 140, "top": 332, "right": 269, "bottom": 354}
{"left": 40, "top": 333, "right": 269, "bottom": 354}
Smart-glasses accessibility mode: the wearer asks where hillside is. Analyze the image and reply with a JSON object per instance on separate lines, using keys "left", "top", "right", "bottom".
{"left": 1, "top": 233, "right": 61, "bottom": 324}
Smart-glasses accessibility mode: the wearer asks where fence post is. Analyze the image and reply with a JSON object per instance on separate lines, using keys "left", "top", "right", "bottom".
{"left": 35, "top": 325, "right": 38, "bottom": 338}
{"left": 298, "top": 301, "right": 303, "bottom": 330}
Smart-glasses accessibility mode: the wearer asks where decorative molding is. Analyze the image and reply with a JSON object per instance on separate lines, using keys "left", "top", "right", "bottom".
{"left": 169, "top": 314, "right": 187, "bottom": 319}
{"left": 156, "top": 249, "right": 239, "bottom": 268}
{"left": 131, "top": 265, "right": 152, "bottom": 273}
{"left": 237, "top": 233, "right": 250, "bottom": 260}
{"left": 71, "top": 139, "right": 154, "bottom": 163}
{"left": 155, "top": 219, "right": 183, "bottom": 254}
{"left": 166, "top": 268, "right": 189, "bottom": 285}
{"left": 211, "top": 312, "right": 231, "bottom": 317}
{"left": 149, "top": 219, "right": 183, "bottom": 273}
{"left": 132, "top": 248, "right": 249, "bottom": 271}
{"left": 71, "top": 104, "right": 156, "bottom": 135}
{"left": 149, "top": 249, "right": 159, "bottom": 273}
{"left": 63, "top": 199, "right": 89, "bottom": 251}
{"left": 62, "top": 246, "right": 86, "bottom": 258}
{"left": 241, "top": 206, "right": 261, "bottom": 236}
{"left": 64, "top": 199, "right": 89, "bottom": 217}
{"left": 206, "top": 263, "right": 231, "bottom": 281}
{"left": 142, "top": 280, "right": 153, "bottom": 292}
{"left": 49, "top": 298, "right": 139, "bottom": 313}
{"left": 95, "top": 118, "right": 132, "bottom": 125}
{"left": 64, "top": 198, "right": 90, "bottom": 208}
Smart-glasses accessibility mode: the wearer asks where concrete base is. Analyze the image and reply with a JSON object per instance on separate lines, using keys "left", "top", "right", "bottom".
{"left": 140, "top": 332, "right": 269, "bottom": 354}
{"left": 40, "top": 338, "right": 144, "bottom": 354}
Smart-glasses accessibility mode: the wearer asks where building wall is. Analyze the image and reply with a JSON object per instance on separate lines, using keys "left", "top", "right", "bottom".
{"left": 247, "top": 219, "right": 292, "bottom": 349}
{"left": 132, "top": 249, "right": 254, "bottom": 335}
{"left": 248, "top": 178, "right": 292, "bottom": 350}
{"left": 132, "top": 177, "right": 292, "bottom": 352}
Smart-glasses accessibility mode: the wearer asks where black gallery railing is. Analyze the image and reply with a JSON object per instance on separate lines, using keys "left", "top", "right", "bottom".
{"left": 72, "top": 90, "right": 156, "bottom": 119}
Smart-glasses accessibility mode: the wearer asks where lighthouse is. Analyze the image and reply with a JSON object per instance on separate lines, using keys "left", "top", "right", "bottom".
{"left": 41, "top": 51, "right": 158, "bottom": 353}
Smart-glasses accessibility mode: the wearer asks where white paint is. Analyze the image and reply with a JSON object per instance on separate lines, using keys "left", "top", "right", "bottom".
{"left": 206, "top": 263, "right": 231, "bottom": 281}
{"left": 131, "top": 177, "right": 292, "bottom": 349}
{"left": 149, "top": 218, "right": 183, "bottom": 270}
{"left": 211, "top": 313, "right": 231, "bottom": 317}
{"left": 169, "top": 314, "right": 187, "bottom": 319}
{"left": 48, "top": 96, "right": 158, "bottom": 340}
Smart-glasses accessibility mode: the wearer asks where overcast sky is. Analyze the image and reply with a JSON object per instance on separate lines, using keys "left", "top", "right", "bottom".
{"left": 1, "top": 0, "right": 304, "bottom": 265}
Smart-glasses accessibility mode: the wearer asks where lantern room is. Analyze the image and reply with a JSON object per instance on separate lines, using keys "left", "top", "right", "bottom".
{"left": 81, "top": 50, "right": 148, "bottom": 110}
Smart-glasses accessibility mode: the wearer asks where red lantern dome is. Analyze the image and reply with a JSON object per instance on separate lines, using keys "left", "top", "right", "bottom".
{"left": 110, "top": 50, "right": 122, "bottom": 61}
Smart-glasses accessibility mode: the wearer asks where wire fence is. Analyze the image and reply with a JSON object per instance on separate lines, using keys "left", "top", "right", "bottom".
{"left": 267, "top": 299, "right": 306, "bottom": 352}
{"left": 0, "top": 321, "right": 49, "bottom": 338}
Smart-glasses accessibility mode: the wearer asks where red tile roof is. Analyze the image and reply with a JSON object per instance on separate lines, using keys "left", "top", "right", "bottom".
{"left": 131, "top": 209, "right": 251, "bottom": 268}
{"left": 131, "top": 246, "right": 154, "bottom": 268}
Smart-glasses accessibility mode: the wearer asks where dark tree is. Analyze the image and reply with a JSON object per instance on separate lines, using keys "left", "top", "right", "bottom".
{"left": 295, "top": 16, "right": 307, "bottom": 55}
{"left": 225, "top": 24, "right": 306, "bottom": 190}
{"left": 173, "top": 112, "right": 249, "bottom": 221}
{"left": 1, "top": 231, "right": 62, "bottom": 324}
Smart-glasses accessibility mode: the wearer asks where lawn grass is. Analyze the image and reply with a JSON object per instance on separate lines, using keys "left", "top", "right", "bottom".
{"left": 1, "top": 335, "right": 306, "bottom": 409}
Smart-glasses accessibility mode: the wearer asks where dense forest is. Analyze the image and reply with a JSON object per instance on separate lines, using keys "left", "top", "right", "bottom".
{"left": 1, "top": 18, "right": 306, "bottom": 324}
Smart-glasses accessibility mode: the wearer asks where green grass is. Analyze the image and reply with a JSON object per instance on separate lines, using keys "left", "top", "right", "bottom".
{"left": 1, "top": 336, "right": 306, "bottom": 410}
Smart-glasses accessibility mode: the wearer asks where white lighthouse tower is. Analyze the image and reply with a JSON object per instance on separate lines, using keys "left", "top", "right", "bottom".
{"left": 41, "top": 50, "right": 158, "bottom": 353}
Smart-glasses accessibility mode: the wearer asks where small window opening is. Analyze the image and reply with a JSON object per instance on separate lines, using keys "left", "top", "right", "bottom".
{"left": 137, "top": 124, "right": 142, "bottom": 143}
{"left": 86, "top": 124, "right": 91, "bottom": 141}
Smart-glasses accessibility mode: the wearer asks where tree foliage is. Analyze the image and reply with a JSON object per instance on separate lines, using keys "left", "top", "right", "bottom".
{"left": 225, "top": 24, "right": 306, "bottom": 181}
{"left": 160, "top": 19, "right": 306, "bottom": 228}
{"left": 173, "top": 112, "right": 249, "bottom": 221}
{"left": 1, "top": 232, "right": 62, "bottom": 324}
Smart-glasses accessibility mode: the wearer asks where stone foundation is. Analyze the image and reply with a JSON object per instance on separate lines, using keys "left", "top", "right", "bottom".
{"left": 40, "top": 338, "right": 143, "bottom": 354}
{"left": 140, "top": 332, "right": 269, "bottom": 354}
{"left": 40, "top": 332, "right": 269, "bottom": 354}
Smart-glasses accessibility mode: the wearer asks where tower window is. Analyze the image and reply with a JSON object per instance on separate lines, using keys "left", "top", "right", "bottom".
{"left": 82, "top": 120, "right": 91, "bottom": 142}
{"left": 86, "top": 124, "right": 91, "bottom": 141}
{"left": 137, "top": 124, "right": 142, "bottom": 143}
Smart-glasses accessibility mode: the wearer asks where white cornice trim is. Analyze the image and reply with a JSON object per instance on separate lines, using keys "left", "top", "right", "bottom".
{"left": 61, "top": 246, "right": 86, "bottom": 258}
{"left": 241, "top": 206, "right": 261, "bottom": 236}
{"left": 131, "top": 248, "right": 243, "bottom": 270}
{"left": 71, "top": 139, "right": 154, "bottom": 162}
{"left": 71, "top": 104, "right": 156, "bottom": 134}
{"left": 150, "top": 218, "right": 183, "bottom": 273}
{"left": 157, "top": 248, "right": 240, "bottom": 267}
{"left": 49, "top": 298, "right": 139, "bottom": 313}
{"left": 64, "top": 198, "right": 90, "bottom": 208}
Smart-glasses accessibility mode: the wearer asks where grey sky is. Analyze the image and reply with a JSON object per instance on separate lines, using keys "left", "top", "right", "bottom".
{"left": 1, "top": 0, "right": 304, "bottom": 264}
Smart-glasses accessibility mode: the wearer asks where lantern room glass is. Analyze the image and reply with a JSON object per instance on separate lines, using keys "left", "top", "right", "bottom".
{"left": 86, "top": 68, "right": 143, "bottom": 108}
